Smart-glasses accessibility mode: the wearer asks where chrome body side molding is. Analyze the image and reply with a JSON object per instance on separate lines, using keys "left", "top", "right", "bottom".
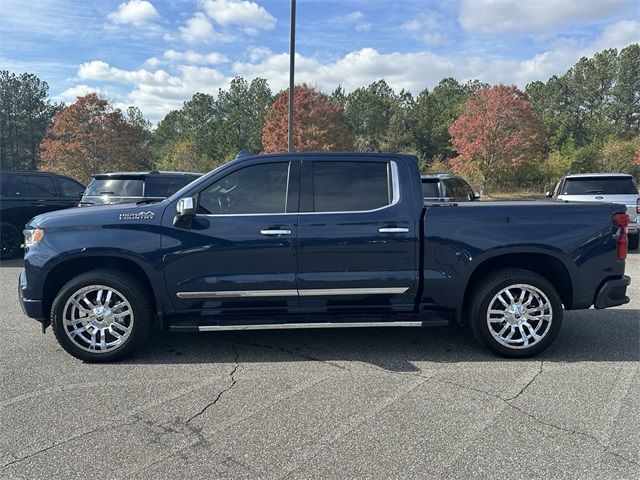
{"left": 176, "top": 287, "right": 410, "bottom": 299}
{"left": 196, "top": 321, "right": 424, "bottom": 332}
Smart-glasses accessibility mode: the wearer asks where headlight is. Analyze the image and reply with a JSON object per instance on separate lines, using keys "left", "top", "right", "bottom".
{"left": 23, "top": 229, "right": 44, "bottom": 248}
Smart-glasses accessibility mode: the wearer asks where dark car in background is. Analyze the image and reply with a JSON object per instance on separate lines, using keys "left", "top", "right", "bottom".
{"left": 80, "top": 171, "right": 202, "bottom": 206}
{"left": 421, "top": 173, "right": 479, "bottom": 202}
{"left": 0, "top": 171, "right": 84, "bottom": 258}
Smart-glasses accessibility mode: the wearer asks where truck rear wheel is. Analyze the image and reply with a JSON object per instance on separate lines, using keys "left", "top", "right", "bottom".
{"left": 468, "top": 269, "right": 563, "bottom": 357}
{"left": 50, "top": 269, "right": 152, "bottom": 362}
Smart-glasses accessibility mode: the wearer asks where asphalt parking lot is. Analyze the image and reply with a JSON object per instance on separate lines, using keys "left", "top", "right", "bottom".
{"left": 0, "top": 255, "right": 638, "bottom": 480}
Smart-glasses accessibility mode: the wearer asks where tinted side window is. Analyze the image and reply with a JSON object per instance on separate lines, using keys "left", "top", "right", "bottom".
{"left": 145, "top": 176, "right": 197, "bottom": 198}
{"left": 2, "top": 175, "right": 30, "bottom": 197}
{"left": 58, "top": 177, "right": 84, "bottom": 197}
{"left": 312, "top": 161, "right": 391, "bottom": 212}
{"left": 199, "top": 162, "right": 290, "bottom": 214}
{"left": 28, "top": 175, "right": 56, "bottom": 197}
{"left": 443, "top": 179, "right": 471, "bottom": 199}
{"left": 421, "top": 179, "right": 440, "bottom": 198}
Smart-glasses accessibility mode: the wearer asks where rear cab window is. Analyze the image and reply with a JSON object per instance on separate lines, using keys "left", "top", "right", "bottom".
{"left": 310, "top": 161, "right": 393, "bottom": 212}
{"left": 563, "top": 177, "right": 638, "bottom": 195}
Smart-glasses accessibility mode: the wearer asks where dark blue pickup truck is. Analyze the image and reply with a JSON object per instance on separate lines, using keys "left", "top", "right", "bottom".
{"left": 19, "top": 153, "right": 631, "bottom": 361}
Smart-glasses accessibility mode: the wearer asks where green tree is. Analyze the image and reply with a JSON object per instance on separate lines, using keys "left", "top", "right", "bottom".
{"left": 412, "top": 78, "right": 487, "bottom": 161}
{"left": 344, "top": 80, "right": 398, "bottom": 151}
{"left": 0, "top": 71, "right": 61, "bottom": 170}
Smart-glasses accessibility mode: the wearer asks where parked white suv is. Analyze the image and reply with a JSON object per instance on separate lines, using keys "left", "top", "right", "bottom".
{"left": 548, "top": 173, "right": 639, "bottom": 250}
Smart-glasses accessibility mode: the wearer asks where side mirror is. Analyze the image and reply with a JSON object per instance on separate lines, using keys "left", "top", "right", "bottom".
{"left": 545, "top": 191, "right": 552, "bottom": 198}
{"left": 174, "top": 196, "right": 196, "bottom": 227}
{"left": 473, "top": 192, "right": 481, "bottom": 200}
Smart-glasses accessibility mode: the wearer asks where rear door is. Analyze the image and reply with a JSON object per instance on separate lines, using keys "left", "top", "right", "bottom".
{"left": 297, "top": 156, "right": 418, "bottom": 313}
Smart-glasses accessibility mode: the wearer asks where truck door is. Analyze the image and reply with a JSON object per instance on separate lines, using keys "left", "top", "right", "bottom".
{"left": 162, "top": 159, "right": 300, "bottom": 313}
{"left": 296, "top": 156, "right": 418, "bottom": 313}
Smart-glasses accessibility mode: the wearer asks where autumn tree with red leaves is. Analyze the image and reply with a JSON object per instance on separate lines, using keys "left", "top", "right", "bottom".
{"left": 262, "top": 85, "right": 353, "bottom": 153}
{"left": 39, "top": 94, "right": 149, "bottom": 182}
{"left": 449, "top": 85, "right": 546, "bottom": 195}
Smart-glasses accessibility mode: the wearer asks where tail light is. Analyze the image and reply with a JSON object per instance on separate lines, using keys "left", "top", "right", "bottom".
{"left": 613, "top": 213, "right": 629, "bottom": 260}
{"left": 636, "top": 197, "right": 639, "bottom": 214}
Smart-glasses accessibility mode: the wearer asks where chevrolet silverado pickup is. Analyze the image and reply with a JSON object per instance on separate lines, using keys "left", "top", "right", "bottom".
{"left": 19, "top": 153, "right": 632, "bottom": 361}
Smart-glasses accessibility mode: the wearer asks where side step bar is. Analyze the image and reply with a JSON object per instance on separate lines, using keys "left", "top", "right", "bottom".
{"left": 172, "top": 321, "right": 426, "bottom": 332}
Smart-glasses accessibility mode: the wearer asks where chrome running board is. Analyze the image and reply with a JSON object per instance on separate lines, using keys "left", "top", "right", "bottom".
{"left": 196, "top": 321, "right": 424, "bottom": 332}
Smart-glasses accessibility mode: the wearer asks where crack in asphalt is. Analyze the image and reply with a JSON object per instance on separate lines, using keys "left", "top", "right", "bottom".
{"left": 231, "top": 339, "right": 348, "bottom": 371}
{"left": 437, "top": 366, "right": 640, "bottom": 469}
{"left": 505, "top": 360, "right": 544, "bottom": 401}
{"left": 186, "top": 345, "right": 240, "bottom": 425}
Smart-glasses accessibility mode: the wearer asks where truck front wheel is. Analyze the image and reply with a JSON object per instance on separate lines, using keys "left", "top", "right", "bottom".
{"left": 469, "top": 269, "right": 563, "bottom": 357}
{"left": 50, "top": 269, "right": 153, "bottom": 362}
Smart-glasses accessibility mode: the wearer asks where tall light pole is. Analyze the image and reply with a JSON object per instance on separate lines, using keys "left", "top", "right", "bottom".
{"left": 288, "top": 0, "right": 296, "bottom": 152}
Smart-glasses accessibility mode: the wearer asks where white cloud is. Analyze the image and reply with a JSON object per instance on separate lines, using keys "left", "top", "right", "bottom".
{"left": 179, "top": 12, "right": 231, "bottom": 44}
{"left": 108, "top": 0, "right": 160, "bottom": 27}
{"left": 202, "top": 0, "right": 276, "bottom": 32}
{"left": 57, "top": 84, "right": 107, "bottom": 101}
{"left": 345, "top": 11, "right": 364, "bottom": 22}
{"left": 592, "top": 19, "right": 640, "bottom": 51}
{"left": 162, "top": 49, "right": 228, "bottom": 65}
{"left": 247, "top": 46, "right": 272, "bottom": 62}
{"left": 78, "top": 60, "right": 173, "bottom": 86}
{"left": 233, "top": 21, "right": 640, "bottom": 94}
{"left": 75, "top": 61, "right": 229, "bottom": 121}
{"left": 459, "top": 0, "right": 635, "bottom": 35}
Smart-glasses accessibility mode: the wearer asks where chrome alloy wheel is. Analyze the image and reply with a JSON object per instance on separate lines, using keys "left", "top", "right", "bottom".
{"left": 62, "top": 285, "right": 134, "bottom": 353}
{"left": 486, "top": 283, "right": 553, "bottom": 349}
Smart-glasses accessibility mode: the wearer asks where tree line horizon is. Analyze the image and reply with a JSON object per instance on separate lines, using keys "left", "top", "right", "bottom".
{"left": 1, "top": 43, "right": 638, "bottom": 194}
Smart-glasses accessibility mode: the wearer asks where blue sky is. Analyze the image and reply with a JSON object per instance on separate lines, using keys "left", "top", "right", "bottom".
{"left": 1, "top": 0, "right": 638, "bottom": 122}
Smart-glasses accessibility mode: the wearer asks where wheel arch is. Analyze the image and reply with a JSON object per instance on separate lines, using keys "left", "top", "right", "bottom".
{"left": 461, "top": 251, "right": 574, "bottom": 324}
{"left": 42, "top": 255, "right": 161, "bottom": 324}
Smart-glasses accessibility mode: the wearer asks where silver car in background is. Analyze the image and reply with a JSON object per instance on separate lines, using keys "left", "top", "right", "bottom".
{"left": 548, "top": 173, "right": 639, "bottom": 250}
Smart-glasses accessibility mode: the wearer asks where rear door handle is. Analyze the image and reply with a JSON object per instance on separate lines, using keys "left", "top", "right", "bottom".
{"left": 379, "top": 227, "right": 409, "bottom": 233}
{"left": 260, "top": 229, "right": 292, "bottom": 236}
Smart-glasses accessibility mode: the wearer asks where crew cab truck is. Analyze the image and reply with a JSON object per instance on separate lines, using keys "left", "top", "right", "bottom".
{"left": 19, "top": 153, "right": 631, "bottom": 362}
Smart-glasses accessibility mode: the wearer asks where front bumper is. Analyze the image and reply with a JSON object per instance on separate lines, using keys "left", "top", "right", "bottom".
{"left": 594, "top": 275, "right": 631, "bottom": 309}
{"left": 18, "top": 269, "right": 45, "bottom": 320}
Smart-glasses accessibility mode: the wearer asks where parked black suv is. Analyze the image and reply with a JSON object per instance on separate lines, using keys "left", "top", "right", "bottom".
{"left": 421, "top": 174, "right": 479, "bottom": 202}
{"left": 80, "top": 171, "right": 202, "bottom": 206}
{"left": 0, "top": 171, "right": 85, "bottom": 258}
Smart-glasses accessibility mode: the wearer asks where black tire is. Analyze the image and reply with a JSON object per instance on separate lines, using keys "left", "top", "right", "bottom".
{"left": 629, "top": 233, "right": 639, "bottom": 251}
{"left": 468, "top": 268, "right": 563, "bottom": 358}
{"left": 1, "top": 223, "right": 21, "bottom": 260}
{"left": 51, "top": 269, "right": 153, "bottom": 362}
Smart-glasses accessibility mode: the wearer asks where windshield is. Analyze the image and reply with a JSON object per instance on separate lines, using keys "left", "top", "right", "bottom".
{"left": 84, "top": 178, "right": 144, "bottom": 197}
{"left": 562, "top": 177, "right": 638, "bottom": 195}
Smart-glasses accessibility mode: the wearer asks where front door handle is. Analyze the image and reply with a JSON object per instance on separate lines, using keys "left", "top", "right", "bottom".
{"left": 260, "top": 229, "right": 292, "bottom": 236}
{"left": 379, "top": 227, "right": 409, "bottom": 233}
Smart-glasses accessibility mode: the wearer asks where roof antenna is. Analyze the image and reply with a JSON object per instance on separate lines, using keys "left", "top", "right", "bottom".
{"left": 235, "top": 149, "right": 252, "bottom": 159}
